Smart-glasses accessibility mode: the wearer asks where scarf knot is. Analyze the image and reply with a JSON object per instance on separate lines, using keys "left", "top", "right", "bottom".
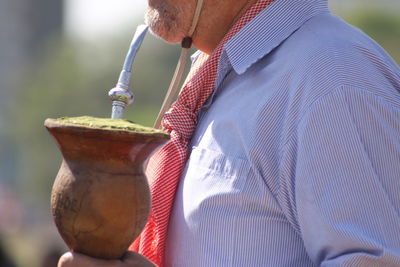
{"left": 162, "top": 102, "right": 198, "bottom": 142}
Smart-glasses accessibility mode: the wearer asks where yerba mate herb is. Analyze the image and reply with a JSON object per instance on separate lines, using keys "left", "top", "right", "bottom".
{"left": 56, "top": 116, "right": 167, "bottom": 135}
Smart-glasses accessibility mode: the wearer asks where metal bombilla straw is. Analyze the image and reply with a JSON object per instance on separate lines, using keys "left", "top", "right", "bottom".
{"left": 109, "top": 25, "right": 149, "bottom": 119}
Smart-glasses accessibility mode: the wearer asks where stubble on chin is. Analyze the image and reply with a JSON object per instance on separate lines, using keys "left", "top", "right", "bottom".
{"left": 145, "top": 2, "right": 185, "bottom": 43}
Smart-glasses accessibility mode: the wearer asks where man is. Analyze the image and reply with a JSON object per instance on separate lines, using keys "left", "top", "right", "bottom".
{"left": 59, "top": 0, "right": 400, "bottom": 266}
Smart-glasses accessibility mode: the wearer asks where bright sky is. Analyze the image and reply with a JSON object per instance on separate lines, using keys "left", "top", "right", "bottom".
{"left": 65, "top": 0, "right": 148, "bottom": 39}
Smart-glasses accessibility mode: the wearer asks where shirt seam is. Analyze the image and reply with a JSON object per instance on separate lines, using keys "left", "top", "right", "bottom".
{"left": 281, "top": 84, "right": 400, "bottom": 149}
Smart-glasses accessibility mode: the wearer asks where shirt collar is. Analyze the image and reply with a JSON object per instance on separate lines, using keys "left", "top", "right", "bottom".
{"left": 225, "top": 0, "right": 329, "bottom": 74}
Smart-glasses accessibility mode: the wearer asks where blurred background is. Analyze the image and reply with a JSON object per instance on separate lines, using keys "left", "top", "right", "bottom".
{"left": 0, "top": 0, "right": 399, "bottom": 266}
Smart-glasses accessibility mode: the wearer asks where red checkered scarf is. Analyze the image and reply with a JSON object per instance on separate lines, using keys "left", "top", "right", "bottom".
{"left": 130, "top": 1, "right": 274, "bottom": 265}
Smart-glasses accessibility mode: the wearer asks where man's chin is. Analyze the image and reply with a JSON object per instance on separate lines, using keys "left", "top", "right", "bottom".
{"left": 145, "top": 6, "right": 184, "bottom": 44}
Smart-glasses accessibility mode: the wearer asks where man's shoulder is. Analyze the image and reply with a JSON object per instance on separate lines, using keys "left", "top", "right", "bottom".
{"left": 270, "top": 12, "right": 400, "bottom": 95}
{"left": 279, "top": 13, "right": 389, "bottom": 63}
{"left": 289, "top": 13, "right": 380, "bottom": 53}
{"left": 241, "top": 12, "right": 400, "bottom": 142}
{"left": 284, "top": 12, "right": 396, "bottom": 66}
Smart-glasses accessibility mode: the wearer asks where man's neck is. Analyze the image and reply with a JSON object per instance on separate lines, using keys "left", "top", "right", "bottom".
{"left": 192, "top": 0, "right": 259, "bottom": 55}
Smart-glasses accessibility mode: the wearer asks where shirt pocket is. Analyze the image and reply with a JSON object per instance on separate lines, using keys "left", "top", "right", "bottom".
{"left": 185, "top": 146, "right": 250, "bottom": 189}
{"left": 182, "top": 146, "right": 251, "bottom": 215}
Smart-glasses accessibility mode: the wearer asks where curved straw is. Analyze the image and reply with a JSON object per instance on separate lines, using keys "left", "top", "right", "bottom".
{"left": 153, "top": 0, "right": 205, "bottom": 128}
{"left": 123, "top": 25, "right": 149, "bottom": 72}
{"left": 109, "top": 25, "right": 149, "bottom": 119}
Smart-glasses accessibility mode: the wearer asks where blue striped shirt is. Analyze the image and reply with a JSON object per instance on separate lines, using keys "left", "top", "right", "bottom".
{"left": 165, "top": 0, "right": 400, "bottom": 266}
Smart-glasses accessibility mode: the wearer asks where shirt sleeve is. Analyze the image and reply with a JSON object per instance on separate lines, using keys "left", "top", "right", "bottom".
{"left": 291, "top": 86, "right": 400, "bottom": 266}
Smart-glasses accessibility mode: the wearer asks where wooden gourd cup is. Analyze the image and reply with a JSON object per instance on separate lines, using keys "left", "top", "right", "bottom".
{"left": 44, "top": 117, "right": 169, "bottom": 259}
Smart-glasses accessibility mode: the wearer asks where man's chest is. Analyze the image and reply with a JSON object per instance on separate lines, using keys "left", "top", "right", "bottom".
{"left": 165, "top": 66, "right": 314, "bottom": 266}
